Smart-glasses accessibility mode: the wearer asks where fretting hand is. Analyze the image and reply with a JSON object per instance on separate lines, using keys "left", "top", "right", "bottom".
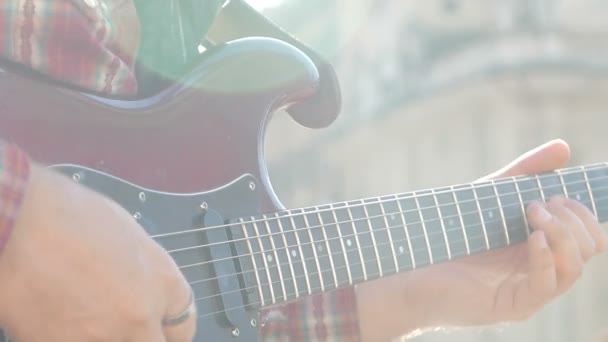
{"left": 356, "top": 139, "right": 608, "bottom": 341}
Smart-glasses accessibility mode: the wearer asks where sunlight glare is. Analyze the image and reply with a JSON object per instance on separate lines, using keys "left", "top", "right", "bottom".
{"left": 246, "top": 0, "right": 284, "bottom": 10}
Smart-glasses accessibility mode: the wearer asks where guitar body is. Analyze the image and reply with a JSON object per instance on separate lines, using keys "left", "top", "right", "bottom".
{"left": 0, "top": 37, "right": 332, "bottom": 341}
{"left": 0, "top": 37, "right": 327, "bottom": 210}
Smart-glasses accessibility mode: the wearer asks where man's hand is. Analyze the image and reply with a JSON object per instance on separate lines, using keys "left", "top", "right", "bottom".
{"left": 0, "top": 163, "right": 195, "bottom": 341}
{"left": 356, "top": 139, "right": 608, "bottom": 341}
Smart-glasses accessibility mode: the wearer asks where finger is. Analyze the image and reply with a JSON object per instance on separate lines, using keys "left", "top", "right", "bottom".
{"left": 513, "top": 230, "right": 556, "bottom": 316}
{"left": 548, "top": 197, "right": 597, "bottom": 261}
{"left": 480, "top": 139, "right": 570, "bottom": 180}
{"left": 527, "top": 201, "right": 583, "bottom": 293}
{"left": 161, "top": 266, "right": 197, "bottom": 342}
{"left": 162, "top": 299, "right": 197, "bottom": 342}
{"left": 563, "top": 198, "right": 608, "bottom": 253}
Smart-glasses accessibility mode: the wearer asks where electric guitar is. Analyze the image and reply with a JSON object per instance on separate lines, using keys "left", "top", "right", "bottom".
{"left": 0, "top": 35, "right": 606, "bottom": 342}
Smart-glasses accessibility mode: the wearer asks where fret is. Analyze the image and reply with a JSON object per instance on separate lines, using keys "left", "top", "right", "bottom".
{"left": 333, "top": 203, "right": 365, "bottom": 283}
{"left": 378, "top": 198, "right": 400, "bottom": 272}
{"left": 274, "top": 212, "right": 299, "bottom": 300}
{"left": 301, "top": 207, "right": 336, "bottom": 292}
{"left": 277, "top": 212, "right": 309, "bottom": 299}
{"left": 262, "top": 215, "right": 287, "bottom": 303}
{"left": 361, "top": 201, "right": 384, "bottom": 277}
{"left": 431, "top": 188, "right": 452, "bottom": 260}
{"left": 493, "top": 180, "right": 528, "bottom": 245}
{"left": 328, "top": 203, "right": 353, "bottom": 285}
{"left": 301, "top": 210, "right": 326, "bottom": 292}
{"left": 319, "top": 204, "right": 349, "bottom": 287}
{"left": 394, "top": 195, "right": 416, "bottom": 270}
{"left": 453, "top": 185, "right": 485, "bottom": 252}
{"left": 268, "top": 213, "right": 299, "bottom": 302}
{"left": 346, "top": 202, "right": 374, "bottom": 280}
{"left": 413, "top": 192, "right": 435, "bottom": 264}
{"left": 561, "top": 167, "right": 593, "bottom": 213}
{"left": 537, "top": 172, "right": 567, "bottom": 199}
{"left": 397, "top": 194, "right": 432, "bottom": 267}
{"left": 450, "top": 186, "right": 470, "bottom": 255}
{"left": 490, "top": 180, "right": 510, "bottom": 245}
{"left": 582, "top": 167, "right": 599, "bottom": 218}
{"left": 434, "top": 187, "right": 468, "bottom": 258}
{"left": 470, "top": 184, "right": 490, "bottom": 250}
{"left": 239, "top": 218, "right": 266, "bottom": 307}
{"left": 316, "top": 208, "right": 339, "bottom": 290}
{"left": 514, "top": 176, "right": 544, "bottom": 235}
{"left": 413, "top": 190, "right": 451, "bottom": 264}
{"left": 584, "top": 164, "right": 608, "bottom": 222}
{"left": 364, "top": 198, "right": 399, "bottom": 275}
{"left": 288, "top": 211, "right": 312, "bottom": 295}
{"left": 512, "top": 177, "right": 530, "bottom": 236}
{"left": 252, "top": 219, "right": 276, "bottom": 304}
{"left": 473, "top": 183, "right": 508, "bottom": 248}
{"left": 534, "top": 174, "right": 546, "bottom": 202}
{"left": 555, "top": 169, "right": 569, "bottom": 198}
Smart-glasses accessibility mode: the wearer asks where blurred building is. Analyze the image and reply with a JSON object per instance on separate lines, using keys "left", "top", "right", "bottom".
{"left": 254, "top": 1, "right": 608, "bottom": 341}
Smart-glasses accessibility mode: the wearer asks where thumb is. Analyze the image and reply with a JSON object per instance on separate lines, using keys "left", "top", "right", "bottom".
{"left": 480, "top": 139, "right": 571, "bottom": 180}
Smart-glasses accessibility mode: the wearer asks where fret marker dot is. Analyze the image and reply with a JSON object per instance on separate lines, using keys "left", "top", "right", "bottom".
{"left": 318, "top": 244, "right": 324, "bottom": 253}
{"left": 266, "top": 254, "right": 273, "bottom": 263}
{"left": 390, "top": 214, "right": 396, "bottom": 221}
{"left": 346, "top": 239, "right": 352, "bottom": 247}
{"left": 488, "top": 211, "right": 494, "bottom": 219}
{"left": 576, "top": 194, "right": 581, "bottom": 201}
{"left": 399, "top": 246, "right": 405, "bottom": 254}
{"left": 448, "top": 219, "right": 454, "bottom": 226}
{"left": 291, "top": 250, "right": 297, "bottom": 258}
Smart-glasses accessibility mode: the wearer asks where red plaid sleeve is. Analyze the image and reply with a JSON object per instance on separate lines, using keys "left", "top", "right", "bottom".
{"left": 0, "top": 0, "right": 139, "bottom": 96}
{"left": 0, "top": 142, "right": 30, "bottom": 255}
{"left": 259, "top": 287, "right": 361, "bottom": 342}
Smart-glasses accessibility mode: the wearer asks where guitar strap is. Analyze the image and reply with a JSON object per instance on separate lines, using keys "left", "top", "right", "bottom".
{"left": 205, "top": 0, "right": 342, "bottom": 126}
{"left": 206, "top": 0, "right": 329, "bottom": 76}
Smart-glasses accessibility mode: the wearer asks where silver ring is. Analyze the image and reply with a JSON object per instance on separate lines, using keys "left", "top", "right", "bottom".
{"left": 162, "top": 291, "right": 196, "bottom": 326}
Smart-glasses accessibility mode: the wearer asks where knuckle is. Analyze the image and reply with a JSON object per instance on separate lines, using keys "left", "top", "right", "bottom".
{"left": 537, "top": 256, "right": 555, "bottom": 272}
{"left": 561, "top": 260, "right": 583, "bottom": 280}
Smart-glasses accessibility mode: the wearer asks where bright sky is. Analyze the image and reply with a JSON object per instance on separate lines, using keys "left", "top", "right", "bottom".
{"left": 246, "top": 0, "right": 284, "bottom": 10}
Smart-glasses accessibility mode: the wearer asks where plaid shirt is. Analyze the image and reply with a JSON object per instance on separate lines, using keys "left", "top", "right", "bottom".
{"left": 0, "top": 0, "right": 362, "bottom": 340}
{"left": 0, "top": 143, "right": 30, "bottom": 256}
{"left": 0, "top": 0, "right": 139, "bottom": 96}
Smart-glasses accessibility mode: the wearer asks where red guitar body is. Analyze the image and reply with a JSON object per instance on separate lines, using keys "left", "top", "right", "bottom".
{"left": 0, "top": 37, "right": 338, "bottom": 212}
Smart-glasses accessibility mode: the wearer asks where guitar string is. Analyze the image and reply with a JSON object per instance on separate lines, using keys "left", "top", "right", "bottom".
{"left": 194, "top": 198, "right": 608, "bottom": 320}
{"left": 180, "top": 193, "right": 602, "bottom": 305}
{"left": 152, "top": 164, "right": 607, "bottom": 244}
{"left": 151, "top": 163, "right": 607, "bottom": 240}
{"left": 189, "top": 214, "right": 538, "bottom": 305}
{"left": 176, "top": 187, "right": 592, "bottom": 272}
{"left": 169, "top": 177, "right": 607, "bottom": 271}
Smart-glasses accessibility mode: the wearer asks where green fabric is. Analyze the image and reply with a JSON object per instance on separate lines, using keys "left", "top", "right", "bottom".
{"left": 134, "top": 0, "right": 224, "bottom": 82}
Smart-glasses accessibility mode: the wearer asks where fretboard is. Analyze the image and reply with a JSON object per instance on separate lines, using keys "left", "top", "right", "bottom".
{"left": 236, "top": 163, "right": 608, "bottom": 308}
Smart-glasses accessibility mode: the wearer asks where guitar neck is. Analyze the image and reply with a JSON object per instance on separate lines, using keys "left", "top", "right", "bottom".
{"left": 237, "top": 163, "right": 608, "bottom": 308}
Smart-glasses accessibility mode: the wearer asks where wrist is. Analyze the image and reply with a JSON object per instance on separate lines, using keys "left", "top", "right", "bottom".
{"left": 355, "top": 272, "right": 441, "bottom": 341}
